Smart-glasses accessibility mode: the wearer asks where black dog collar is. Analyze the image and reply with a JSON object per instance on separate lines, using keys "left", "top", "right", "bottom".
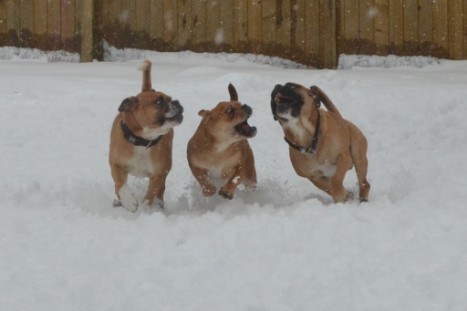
{"left": 120, "top": 121, "right": 163, "bottom": 148}
{"left": 283, "top": 111, "right": 321, "bottom": 154}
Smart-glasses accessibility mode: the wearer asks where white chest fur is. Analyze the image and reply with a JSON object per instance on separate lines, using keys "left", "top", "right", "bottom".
{"left": 127, "top": 146, "right": 154, "bottom": 177}
{"left": 312, "top": 160, "right": 337, "bottom": 178}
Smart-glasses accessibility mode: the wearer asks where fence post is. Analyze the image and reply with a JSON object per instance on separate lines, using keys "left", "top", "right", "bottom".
{"left": 320, "top": 0, "right": 337, "bottom": 68}
{"left": 80, "top": 0, "right": 94, "bottom": 62}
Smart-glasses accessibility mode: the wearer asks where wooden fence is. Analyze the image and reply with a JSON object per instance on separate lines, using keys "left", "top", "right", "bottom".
{"left": 0, "top": 0, "right": 466, "bottom": 68}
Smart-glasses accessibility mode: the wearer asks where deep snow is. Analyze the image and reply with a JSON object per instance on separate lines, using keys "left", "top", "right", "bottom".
{"left": 1, "top": 46, "right": 467, "bottom": 311}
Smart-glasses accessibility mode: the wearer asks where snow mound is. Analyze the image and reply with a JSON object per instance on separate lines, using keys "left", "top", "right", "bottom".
{"left": 338, "top": 54, "right": 441, "bottom": 69}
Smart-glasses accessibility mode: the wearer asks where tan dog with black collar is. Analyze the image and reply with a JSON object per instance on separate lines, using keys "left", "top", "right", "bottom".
{"left": 109, "top": 60, "right": 183, "bottom": 212}
{"left": 187, "top": 84, "right": 257, "bottom": 199}
{"left": 271, "top": 83, "right": 370, "bottom": 202}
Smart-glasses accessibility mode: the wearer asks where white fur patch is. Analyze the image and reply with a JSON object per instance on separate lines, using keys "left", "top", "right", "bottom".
{"left": 118, "top": 184, "right": 138, "bottom": 212}
{"left": 127, "top": 146, "right": 154, "bottom": 177}
{"left": 313, "top": 160, "right": 337, "bottom": 178}
{"left": 142, "top": 127, "right": 166, "bottom": 141}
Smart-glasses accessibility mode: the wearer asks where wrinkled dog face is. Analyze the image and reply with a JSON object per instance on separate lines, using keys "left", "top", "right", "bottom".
{"left": 119, "top": 91, "right": 184, "bottom": 135}
{"left": 270, "top": 82, "right": 310, "bottom": 123}
{"left": 199, "top": 101, "right": 257, "bottom": 140}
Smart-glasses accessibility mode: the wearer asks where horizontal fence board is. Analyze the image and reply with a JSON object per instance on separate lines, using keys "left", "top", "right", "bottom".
{"left": 0, "top": 0, "right": 465, "bottom": 68}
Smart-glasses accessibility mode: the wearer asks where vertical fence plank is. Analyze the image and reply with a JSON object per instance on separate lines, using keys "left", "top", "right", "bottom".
{"left": 233, "top": 0, "right": 248, "bottom": 51}
{"left": 374, "top": 0, "right": 388, "bottom": 54}
{"left": 291, "top": 0, "right": 305, "bottom": 63}
{"left": 448, "top": 0, "right": 463, "bottom": 59}
{"left": 320, "top": 0, "right": 337, "bottom": 68}
{"left": 104, "top": 0, "right": 122, "bottom": 48}
{"left": 121, "top": 0, "right": 136, "bottom": 47}
{"left": 7, "top": 0, "right": 20, "bottom": 46}
{"left": 219, "top": 0, "right": 234, "bottom": 51}
{"left": 305, "top": 0, "right": 320, "bottom": 66}
{"left": 206, "top": 0, "right": 219, "bottom": 50}
{"left": 61, "top": 0, "right": 75, "bottom": 51}
{"left": 464, "top": 1, "right": 467, "bottom": 58}
{"left": 277, "top": 0, "right": 292, "bottom": 59}
{"left": 0, "top": 0, "right": 6, "bottom": 41}
{"left": 33, "top": 0, "right": 47, "bottom": 50}
{"left": 176, "top": 0, "right": 190, "bottom": 49}
{"left": 47, "top": 0, "right": 61, "bottom": 50}
{"left": 19, "top": 0, "right": 33, "bottom": 47}
{"left": 163, "top": 0, "right": 177, "bottom": 48}
{"left": 135, "top": 0, "right": 150, "bottom": 49}
{"left": 404, "top": 0, "right": 419, "bottom": 54}
{"left": 262, "top": 0, "right": 276, "bottom": 55}
{"left": 359, "top": 0, "right": 374, "bottom": 54}
{"left": 149, "top": 0, "right": 164, "bottom": 44}
{"left": 388, "top": 0, "right": 403, "bottom": 54}
{"left": 248, "top": 0, "right": 262, "bottom": 53}
{"left": 191, "top": 0, "right": 206, "bottom": 50}
{"left": 418, "top": 0, "right": 433, "bottom": 53}
{"left": 432, "top": 0, "right": 448, "bottom": 58}
{"left": 342, "top": 0, "right": 359, "bottom": 54}
{"left": 80, "top": 0, "right": 93, "bottom": 61}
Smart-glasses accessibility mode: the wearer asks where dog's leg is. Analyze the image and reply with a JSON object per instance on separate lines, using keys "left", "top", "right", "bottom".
{"left": 190, "top": 166, "right": 217, "bottom": 197}
{"left": 352, "top": 153, "right": 370, "bottom": 202}
{"left": 143, "top": 173, "right": 167, "bottom": 208}
{"left": 349, "top": 127, "right": 370, "bottom": 202}
{"left": 219, "top": 168, "right": 244, "bottom": 200}
{"left": 308, "top": 176, "right": 332, "bottom": 197}
{"left": 111, "top": 165, "right": 138, "bottom": 212}
{"left": 330, "top": 154, "right": 354, "bottom": 203}
{"left": 244, "top": 145, "right": 257, "bottom": 191}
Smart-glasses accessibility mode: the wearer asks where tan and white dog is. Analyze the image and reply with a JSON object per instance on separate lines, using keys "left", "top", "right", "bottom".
{"left": 187, "top": 84, "right": 257, "bottom": 199}
{"left": 109, "top": 60, "right": 183, "bottom": 212}
{"left": 271, "top": 83, "right": 370, "bottom": 202}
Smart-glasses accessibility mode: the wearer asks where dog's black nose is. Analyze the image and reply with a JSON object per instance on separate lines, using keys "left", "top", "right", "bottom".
{"left": 242, "top": 104, "right": 253, "bottom": 116}
{"left": 171, "top": 100, "right": 183, "bottom": 112}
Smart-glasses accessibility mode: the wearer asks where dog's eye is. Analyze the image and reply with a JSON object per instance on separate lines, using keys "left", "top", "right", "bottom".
{"left": 154, "top": 98, "right": 164, "bottom": 106}
{"left": 226, "top": 108, "right": 235, "bottom": 115}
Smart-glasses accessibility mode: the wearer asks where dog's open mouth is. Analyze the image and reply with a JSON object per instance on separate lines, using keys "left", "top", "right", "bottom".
{"left": 234, "top": 120, "right": 257, "bottom": 138}
{"left": 164, "top": 112, "right": 183, "bottom": 124}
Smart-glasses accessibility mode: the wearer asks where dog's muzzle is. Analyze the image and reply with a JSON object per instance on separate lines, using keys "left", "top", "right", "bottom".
{"left": 271, "top": 84, "right": 303, "bottom": 119}
{"left": 164, "top": 100, "right": 184, "bottom": 124}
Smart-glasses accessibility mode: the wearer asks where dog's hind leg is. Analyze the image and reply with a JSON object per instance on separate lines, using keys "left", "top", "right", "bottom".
{"left": 349, "top": 128, "right": 370, "bottom": 202}
{"left": 352, "top": 152, "right": 370, "bottom": 202}
{"left": 329, "top": 153, "right": 354, "bottom": 202}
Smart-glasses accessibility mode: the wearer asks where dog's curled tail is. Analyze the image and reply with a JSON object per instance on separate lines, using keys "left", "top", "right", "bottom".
{"left": 139, "top": 59, "right": 153, "bottom": 92}
{"left": 311, "top": 85, "right": 343, "bottom": 119}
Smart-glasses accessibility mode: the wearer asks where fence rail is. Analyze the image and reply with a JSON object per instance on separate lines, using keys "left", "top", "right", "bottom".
{"left": 0, "top": 0, "right": 466, "bottom": 68}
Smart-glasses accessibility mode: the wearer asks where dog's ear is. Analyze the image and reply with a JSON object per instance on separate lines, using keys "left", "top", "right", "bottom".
{"left": 309, "top": 86, "right": 321, "bottom": 108}
{"left": 270, "top": 86, "right": 280, "bottom": 121}
{"left": 198, "top": 109, "right": 211, "bottom": 118}
{"left": 118, "top": 96, "right": 139, "bottom": 112}
{"left": 228, "top": 83, "right": 238, "bottom": 101}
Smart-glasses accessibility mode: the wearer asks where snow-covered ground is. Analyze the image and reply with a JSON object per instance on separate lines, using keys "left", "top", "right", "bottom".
{"left": 1, "top": 46, "right": 467, "bottom": 310}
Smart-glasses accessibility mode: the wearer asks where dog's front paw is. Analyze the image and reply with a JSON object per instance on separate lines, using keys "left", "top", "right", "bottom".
{"left": 118, "top": 185, "right": 139, "bottom": 213}
{"left": 218, "top": 188, "right": 233, "bottom": 200}
{"left": 202, "top": 185, "right": 216, "bottom": 197}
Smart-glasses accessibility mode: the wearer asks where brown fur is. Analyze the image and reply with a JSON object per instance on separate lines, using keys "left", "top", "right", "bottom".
{"left": 109, "top": 60, "right": 183, "bottom": 212}
{"left": 187, "top": 84, "right": 257, "bottom": 199}
{"left": 271, "top": 84, "right": 370, "bottom": 202}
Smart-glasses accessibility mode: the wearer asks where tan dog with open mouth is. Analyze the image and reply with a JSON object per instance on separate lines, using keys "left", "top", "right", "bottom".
{"left": 187, "top": 84, "right": 257, "bottom": 199}
{"left": 271, "top": 83, "right": 370, "bottom": 202}
{"left": 109, "top": 60, "right": 183, "bottom": 212}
